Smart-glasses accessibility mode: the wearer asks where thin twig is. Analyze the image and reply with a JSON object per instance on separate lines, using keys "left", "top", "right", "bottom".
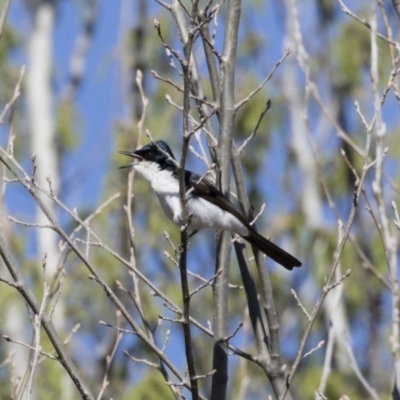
{"left": 302, "top": 341, "right": 325, "bottom": 359}
{"left": 190, "top": 269, "right": 222, "bottom": 297}
{"left": 3, "top": 336, "right": 57, "bottom": 360}
{"left": 26, "top": 255, "right": 50, "bottom": 399}
{"left": 96, "top": 312, "right": 123, "bottom": 400}
{"left": 0, "top": 65, "right": 25, "bottom": 124}
{"left": 338, "top": 0, "right": 397, "bottom": 46}
{"left": 238, "top": 100, "right": 272, "bottom": 153}
{"left": 341, "top": 334, "right": 380, "bottom": 400}
{"left": 235, "top": 49, "right": 291, "bottom": 110}
{"left": 0, "top": 0, "right": 11, "bottom": 43}
{"left": 291, "top": 289, "right": 311, "bottom": 321}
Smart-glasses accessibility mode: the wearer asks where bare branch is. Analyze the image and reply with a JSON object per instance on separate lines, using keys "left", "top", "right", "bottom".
{"left": 0, "top": 65, "right": 25, "bottom": 125}
{"left": 341, "top": 334, "right": 380, "bottom": 400}
{"left": 235, "top": 48, "right": 291, "bottom": 110}
{"left": 176, "top": 1, "right": 200, "bottom": 397}
{"left": 302, "top": 341, "right": 325, "bottom": 359}
{"left": 96, "top": 312, "right": 123, "bottom": 400}
{"left": 238, "top": 100, "right": 272, "bottom": 154}
{"left": 291, "top": 289, "right": 311, "bottom": 321}
{"left": 26, "top": 260, "right": 50, "bottom": 399}
{"left": 3, "top": 336, "right": 57, "bottom": 360}
{"left": 338, "top": 0, "right": 397, "bottom": 46}
{"left": 190, "top": 269, "right": 222, "bottom": 297}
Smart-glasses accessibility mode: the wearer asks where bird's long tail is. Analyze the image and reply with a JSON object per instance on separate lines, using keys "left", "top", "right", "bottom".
{"left": 244, "top": 229, "right": 301, "bottom": 270}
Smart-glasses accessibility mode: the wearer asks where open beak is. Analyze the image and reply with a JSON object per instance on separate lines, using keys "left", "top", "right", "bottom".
{"left": 119, "top": 150, "right": 143, "bottom": 169}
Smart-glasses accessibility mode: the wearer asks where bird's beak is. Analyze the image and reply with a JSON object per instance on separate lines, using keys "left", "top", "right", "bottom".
{"left": 119, "top": 150, "right": 143, "bottom": 169}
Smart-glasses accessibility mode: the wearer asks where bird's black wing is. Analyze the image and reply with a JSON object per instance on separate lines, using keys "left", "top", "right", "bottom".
{"left": 185, "top": 170, "right": 250, "bottom": 227}
{"left": 185, "top": 170, "right": 302, "bottom": 270}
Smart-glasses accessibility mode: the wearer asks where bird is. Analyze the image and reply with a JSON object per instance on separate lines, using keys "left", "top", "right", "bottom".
{"left": 120, "top": 140, "right": 301, "bottom": 270}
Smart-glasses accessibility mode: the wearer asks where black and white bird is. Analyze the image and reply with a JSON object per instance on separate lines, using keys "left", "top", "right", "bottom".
{"left": 120, "top": 140, "right": 301, "bottom": 270}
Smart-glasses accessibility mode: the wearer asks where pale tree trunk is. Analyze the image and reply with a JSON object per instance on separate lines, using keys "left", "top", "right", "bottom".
{"left": 282, "top": 22, "right": 322, "bottom": 228}
{"left": 27, "top": 3, "right": 59, "bottom": 274}
{"left": 283, "top": 0, "right": 350, "bottom": 384}
{"left": 25, "top": 2, "right": 71, "bottom": 399}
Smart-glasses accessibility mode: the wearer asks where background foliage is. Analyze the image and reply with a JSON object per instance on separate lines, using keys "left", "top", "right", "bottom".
{"left": 0, "top": 0, "right": 399, "bottom": 399}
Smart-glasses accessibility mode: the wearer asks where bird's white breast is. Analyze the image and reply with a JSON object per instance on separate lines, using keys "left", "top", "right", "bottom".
{"left": 133, "top": 161, "right": 248, "bottom": 236}
{"left": 134, "top": 162, "right": 182, "bottom": 224}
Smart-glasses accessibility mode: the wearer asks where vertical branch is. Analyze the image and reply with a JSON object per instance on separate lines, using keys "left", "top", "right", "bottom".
{"left": 197, "top": 8, "right": 221, "bottom": 102}
{"left": 231, "top": 152, "right": 293, "bottom": 398}
{"left": 255, "top": 247, "right": 290, "bottom": 396}
{"left": 370, "top": 4, "right": 400, "bottom": 394}
{"left": 233, "top": 242, "right": 269, "bottom": 353}
{"left": 118, "top": 0, "right": 148, "bottom": 262}
{"left": 175, "top": 1, "right": 199, "bottom": 398}
{"left": 175, "top": 3, "right": 292, "bottom": 395}
{"left": 131, "top": 0, "right": 148, "bottom": 122}
{"left": 0, "top": 66, "right": 25, "bottom": 220}
{"left": 211, "top": 2, "right": 241, "bottom": 399}
{"left": 25, "top": 255, "right": 50, "bottom": 399}
{"left": 218, "top": 0, "right": 240, "bottom": 193}
{"left": 232, "top": 141, "right": 287, "bottom": 398}
{"left": 171, "top": 3, "right": 219, "bottom": 157}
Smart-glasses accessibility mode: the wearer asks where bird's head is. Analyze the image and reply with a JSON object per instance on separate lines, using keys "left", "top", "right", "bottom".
{"left": 119, "top": 140, "right": 177, "bottom": 179}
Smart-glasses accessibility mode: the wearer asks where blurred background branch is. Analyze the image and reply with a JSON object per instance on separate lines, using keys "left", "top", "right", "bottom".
{"left": 0, "top": 0, "right": 399, "bottom": 399}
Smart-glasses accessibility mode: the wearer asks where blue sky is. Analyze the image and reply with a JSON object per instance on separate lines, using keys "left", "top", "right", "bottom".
{"left": 1, "top": 0, "right": 399, "bottom": 397}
